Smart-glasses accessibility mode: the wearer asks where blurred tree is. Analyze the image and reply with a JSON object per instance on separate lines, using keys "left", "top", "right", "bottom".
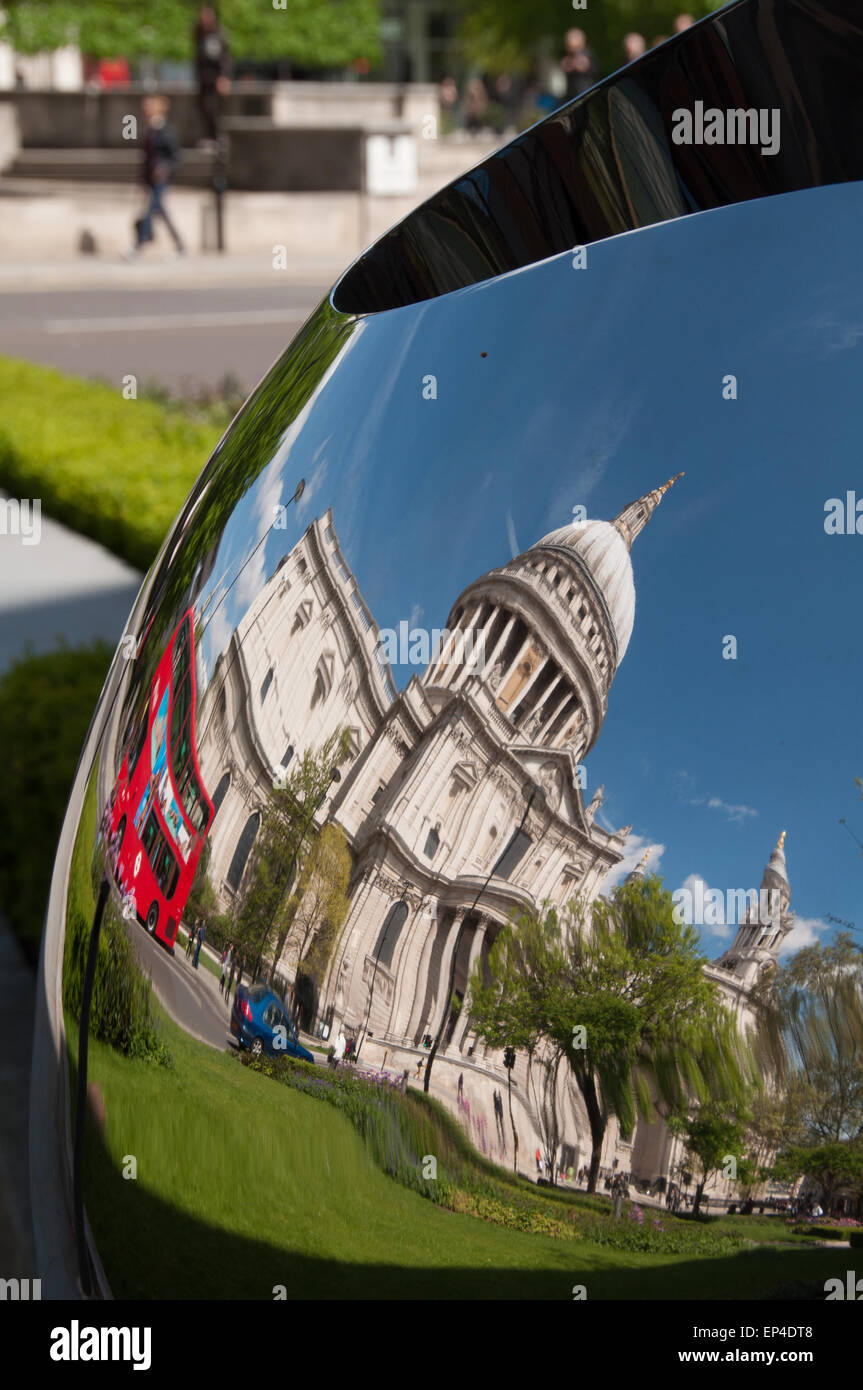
{"left": 457, "top": 0, "right": 721, "bottom": 82}
{"left": 285, "top": 821, "right": 351, "bottom": 981}
{"left": 469, "top": 875, "right": 758, "bottom": 1193}
{"left": 754, "top": 933, "right": 863, "bottom": 1144}
{"left": 3, "top": 0, "right": 382, "bottom": 67}
{"left": 668, "top": 1102, "right": 748, "bottom": 1215}
{"left": 233, "top": 728, "right": 348, "bottom": 981}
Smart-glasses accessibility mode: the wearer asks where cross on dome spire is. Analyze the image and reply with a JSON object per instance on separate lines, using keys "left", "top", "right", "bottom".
{"left": 613, "top": 472, "right": 684, "bottom": 550}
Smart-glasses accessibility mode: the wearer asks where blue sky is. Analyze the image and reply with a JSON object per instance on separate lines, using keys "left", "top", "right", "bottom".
{"left": 195, "top": 179, "right": 863, "bottom": 963}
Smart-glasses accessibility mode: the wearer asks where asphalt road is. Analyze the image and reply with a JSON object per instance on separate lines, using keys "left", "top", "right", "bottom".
{"left": 128, "top": 915, "right": 236, "bottom": 1052}
{"left": 0, "top": 282, "right": 327, "bottom": 392}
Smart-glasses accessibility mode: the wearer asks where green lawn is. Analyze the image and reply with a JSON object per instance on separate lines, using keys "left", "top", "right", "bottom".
{"left": 78, "top": 1009, "right": 853, "bottom": 1300}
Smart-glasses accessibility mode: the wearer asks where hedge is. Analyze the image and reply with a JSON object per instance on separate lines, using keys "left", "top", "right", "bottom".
{"left": 0, "top": 641, "right": 112, "bottom": 963}
{"left": 0, "top": 357, "right": 220, "bottom": 571}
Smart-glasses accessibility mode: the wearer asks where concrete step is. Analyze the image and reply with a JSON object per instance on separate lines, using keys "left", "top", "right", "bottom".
{"left": 7, "top": 148, "right": 215, "bottom": 188}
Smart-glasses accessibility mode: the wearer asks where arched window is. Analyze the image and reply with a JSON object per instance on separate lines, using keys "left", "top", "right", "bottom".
{"left": 424, "top": 825, "right": 440, "bottom": 859}
{"left": 492, "top": 828, "right": 532, "bottom": 881}
{"left": 260, "top": 668, "right": 273, "bottom": 702}
{"left": 373, "top": 900, "right": 409, "bottom": 971}
{"left": 211, "top": 771, "right": 230, "bottom": 816}
{"left": 227, "top": 811, "right": 260, "bottom": 891}
{"left": 281, "top": 745, "right": 294, "bottom": 768}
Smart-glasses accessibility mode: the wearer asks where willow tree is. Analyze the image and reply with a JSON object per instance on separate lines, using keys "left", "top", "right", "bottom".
{"left": 469, "top": 874, "right": 759, "bottom": 1193}
{"left": 752, "top": 933, "right": 863, "bottom": 1144}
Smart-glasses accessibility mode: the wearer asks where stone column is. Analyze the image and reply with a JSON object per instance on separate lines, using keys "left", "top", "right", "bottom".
{"left": 430, "top": 908, "right": 467, "bottom": 1039}
{"left": 507, "top": 651, "right": 550, "bottom": 720}
{"left": 452, "top": 917, "right": 488, "bottom": 1052}
{"left": 482, "top": 610, "right": 515, "bottom": 677}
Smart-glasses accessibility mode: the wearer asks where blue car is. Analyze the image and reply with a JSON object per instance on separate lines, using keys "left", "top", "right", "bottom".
{"left": 230, "top": 983, "right": 314, "bottom": 1061}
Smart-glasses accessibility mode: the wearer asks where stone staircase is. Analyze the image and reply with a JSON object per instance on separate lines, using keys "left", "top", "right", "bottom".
{"left": 5, "top": 133, "right": 501, "bottom": 198}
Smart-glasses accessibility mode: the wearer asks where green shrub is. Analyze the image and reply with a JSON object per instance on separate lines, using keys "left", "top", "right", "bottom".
{"left": 0, "top": 641, "right": 112, "bottom": 961}
{"left": 791, "top": 1223, "right": 848, "bottom": 1240}
{"left": 239, "top": 1055, "right": 752, "bottom": 1253}
{"left": 61, "top": 762, "right": 172, "bottom": 1066}
{"left": 0, "top": 357, "right": 220, "bottom": 570}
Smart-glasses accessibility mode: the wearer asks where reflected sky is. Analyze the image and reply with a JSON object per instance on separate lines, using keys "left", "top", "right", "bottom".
{"left": 190, "top": 178, "right": 863, "bottom": 960}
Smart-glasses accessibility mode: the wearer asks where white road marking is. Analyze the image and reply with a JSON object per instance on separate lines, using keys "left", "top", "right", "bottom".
{"left": 45, "top": 309, "right": 299, "bottom": 334}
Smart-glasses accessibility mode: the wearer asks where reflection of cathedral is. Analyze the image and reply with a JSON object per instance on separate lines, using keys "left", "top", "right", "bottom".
{"left": 195, "top": 477, "right": 793, "bottom": 1197}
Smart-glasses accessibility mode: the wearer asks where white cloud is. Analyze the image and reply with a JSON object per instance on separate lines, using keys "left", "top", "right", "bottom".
{"left": 778, "top": 914, "right": 829, "bottom": 956}
{"left": 672, "top": 872, "right": 733, "bottom": 938}
{"left": 689, "top": 795, "right": 758, "bottom": 824}
{"left": 601, "top": 835, "right": 665, "bottom": 891}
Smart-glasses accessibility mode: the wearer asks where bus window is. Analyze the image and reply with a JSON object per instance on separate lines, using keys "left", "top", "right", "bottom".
{"left": 127, "top": 700, "right": 150, "bottom": 777}
{"left": 142, "top": 810, "right": 159, "bottom": 858}
{"left": 173, "top": 715, "right": 192, "bottom": 779}
{"left": 153, "top": 839, "right": 179, "bottom": 899}
{"left": 171, "top": 677, "right": 191, "bottom": 754}
{"left": 181, "top": 773, "right": 210, "bottom": 834}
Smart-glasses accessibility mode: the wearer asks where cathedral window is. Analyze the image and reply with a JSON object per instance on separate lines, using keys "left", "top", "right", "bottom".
{"left": 311, "top": 653, "right": 335, "bottom": 707}
{"left": 424, "top": 825, "right": 441, "bottom": 859}
{"left": 492, "top": 828, "right": 532, "bottom": 881}
{"left": 373, "top": 900, "right": 409, "bottom": 970}
{"left": 281, "top": 745, "right": 294, "bottom": 768}
{"left": 226, "top": 811, "right": 260, "bottom": 891}
{"left": 211, "top": 771, "right": 230, "bottom": 816}
{"left": 260, "top": 668, "right": 273, "bottom": 702}
{"left": 372, "top": 785, "right": 385, "bottom": 804}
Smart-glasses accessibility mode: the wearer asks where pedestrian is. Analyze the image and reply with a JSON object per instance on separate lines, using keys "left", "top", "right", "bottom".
{"left": 220, "top": 942, "right": 232, "bottom": 995}
{"left": 622, "top": 32, "right": 646, "bottom": 63}
{"left": 194, "top": 5, "right": 231, "bottom": 147}
{"left": 193, "top": 921, "right": 206, "bottom": 970}
{"left": 560, "top": 28, "right": 599, "bottom": 103}
{"left": 463, "top": 76, "right": 488, "bottom": 134}
{"left": 185, "top": 921, "right": 196, "bottom": 958}
{"left": 536, "top": 1148, "right": 543, "bottom": 1176}
{"left": 332, "top": 1029, "right": 346, "bottom": 1067}
{"left": 225, "top": 956, "right": 236, "bottom": 1003}
{"left": 457, "top": 1072, "right": 464, "bottom": 1100}
{"left": 125, "top": 95, "right": 184, "bottom": 260}
{"left": 415, "top": 1056, "right": 424, "bottom": 1079}
{"left": 344, "top": 1036, "right": 354, "bottom": 1064}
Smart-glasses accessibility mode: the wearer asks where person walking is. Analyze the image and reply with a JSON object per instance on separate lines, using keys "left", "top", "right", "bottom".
{"left": 219, "top": 942, "right": 232, "bottom": 996}
{"left": 332, "top": 1030, "right": 346, "bottom": 1068}
{"left": 560, "top": 28, "right": 599, "bottom": 103}
{"left": 126, "top": 95, "right": 184, "bottom": 259}
{"left": 185, "top": 921, "right": 196, "bottom": 958}
{"left": 194, "top": 6, "right": 231, "bottom": 147}
{"left": 193, "top": 921, "right": 206, "bottom": 970}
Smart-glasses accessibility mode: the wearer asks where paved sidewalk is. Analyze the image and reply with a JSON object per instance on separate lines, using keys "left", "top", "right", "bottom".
{"left": 0, "top": 491, "right": 141, "bottom": 677}
{"left": 0, "top": 250, "right": 346, "bottom": 294}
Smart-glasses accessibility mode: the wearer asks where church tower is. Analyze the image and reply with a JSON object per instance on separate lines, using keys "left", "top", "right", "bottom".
{"left": 714, "top": 831, "right": 794, "bottom": 987}
{"left": 422, "top": 474, "right": 683, "bottom": 763}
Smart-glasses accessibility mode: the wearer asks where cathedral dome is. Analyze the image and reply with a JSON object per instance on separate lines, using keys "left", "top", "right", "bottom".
{"left": 537, "top": 518, "right": 636, "bottom": 659}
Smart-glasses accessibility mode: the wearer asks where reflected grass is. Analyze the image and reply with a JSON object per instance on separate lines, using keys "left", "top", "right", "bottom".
{"left": 75, "top": 1006, "right": 855, "bottom": 1300}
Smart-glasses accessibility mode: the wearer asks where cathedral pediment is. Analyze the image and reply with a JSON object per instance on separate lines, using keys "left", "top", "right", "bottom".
{"left": 451, "top": 760, "right": 479, "bottom": 789}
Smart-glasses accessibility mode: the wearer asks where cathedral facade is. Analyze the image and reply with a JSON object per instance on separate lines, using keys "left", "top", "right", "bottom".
{"left": 195, "top": 476, "right": 794, "bottom": 1200}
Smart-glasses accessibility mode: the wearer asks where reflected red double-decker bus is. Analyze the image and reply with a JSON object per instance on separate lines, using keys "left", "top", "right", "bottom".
{"left": 109, "top": 610, "right": 213, "bottom": 950}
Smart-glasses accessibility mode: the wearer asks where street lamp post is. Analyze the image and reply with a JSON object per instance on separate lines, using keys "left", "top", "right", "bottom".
{"left": 423, "top": 779, "right": 544, "bottom": 1094}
